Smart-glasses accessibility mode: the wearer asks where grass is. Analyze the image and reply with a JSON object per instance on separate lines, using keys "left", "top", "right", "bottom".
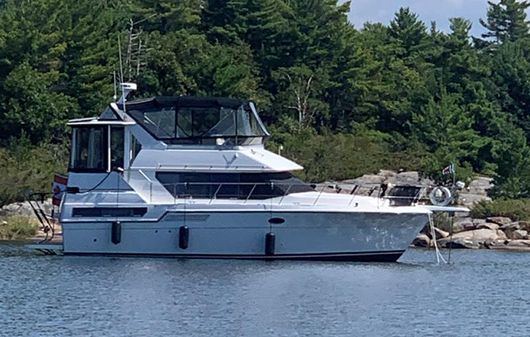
{"left": 470, "top": 198, "right": 530, "bottom": 222}
{"left": 0, "top": 216, "right": 38, "bottom": 240}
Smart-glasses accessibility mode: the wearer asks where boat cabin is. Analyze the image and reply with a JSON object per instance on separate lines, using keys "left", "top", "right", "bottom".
{"left": 68, "top": 96, "right": 271, "bottom": 174}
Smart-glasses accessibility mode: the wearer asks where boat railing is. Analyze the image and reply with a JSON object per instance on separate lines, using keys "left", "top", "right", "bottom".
{"left": 150, "top": 181, "right": 427, "bottom": 206}
{"left": 125, "top": 169, "right": 429, "bottom": 206}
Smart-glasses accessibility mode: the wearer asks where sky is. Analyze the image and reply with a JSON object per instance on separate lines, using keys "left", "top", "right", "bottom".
{"left": 347, "top": 0, "right": 517, "bottom": 37}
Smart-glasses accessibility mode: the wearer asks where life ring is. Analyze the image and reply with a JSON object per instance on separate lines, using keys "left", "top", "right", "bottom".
{"left": 429, "top": 186, "right": 452, "bottom": 206}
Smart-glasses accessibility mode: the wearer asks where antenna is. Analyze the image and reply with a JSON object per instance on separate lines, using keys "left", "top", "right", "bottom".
{"left": 114, "top": 17, "right": 152, "bottom": 108}
{"left": 118, "top": 34, "right": 124, "bottom": 85}
{"left": 113, "top": 71, "right": 118, "bottom": 101}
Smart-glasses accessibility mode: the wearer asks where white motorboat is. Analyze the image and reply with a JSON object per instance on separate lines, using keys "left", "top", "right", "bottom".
{"left": 42, "top": 84, "right": 463, "bottom": 261}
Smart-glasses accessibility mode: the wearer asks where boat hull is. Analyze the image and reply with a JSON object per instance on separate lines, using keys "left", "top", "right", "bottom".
{"left": 61, "top": 210, "right": 428, "bottom": 262}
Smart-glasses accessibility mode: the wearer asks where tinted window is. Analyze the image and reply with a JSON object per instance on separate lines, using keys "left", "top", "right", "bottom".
{"left": 156, "top": 172, "right": 313, "bottom": 199}
{"left": 70, "top": 127, "right": 107, "bottom": 172}
{"left": 110, "top": 127, "right": 124, "bottom": 170}
{"left": 72, "top": 207, "right": 147, "bottom": 217}
{"left": 129, "top": 108, "right": 176, "bottom": 139}
{"left": 127, "top": 101, "right": 268, "bottom": 145}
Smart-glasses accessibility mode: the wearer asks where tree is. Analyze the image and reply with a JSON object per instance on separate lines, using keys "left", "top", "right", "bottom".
{"left": 480, "top": 0, "right": 530, "bottom": 43}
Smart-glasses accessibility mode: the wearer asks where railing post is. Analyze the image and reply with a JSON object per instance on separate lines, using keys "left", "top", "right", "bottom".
{"left": 211, "top": 183, "right": 223, "bottom": 204}
{"left": 279, "top": 184, "right": 292, "bottom": 205}
{"left": 313, "top": 185, "right": 325, "bottom": 206}
{"left": 245, "top": 183, "right": 257, "bottom": 203}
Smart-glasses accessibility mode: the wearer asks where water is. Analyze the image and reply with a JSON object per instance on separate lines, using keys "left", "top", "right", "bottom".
{"left": 0, "top": 244, "right": 528, "bottom": 337}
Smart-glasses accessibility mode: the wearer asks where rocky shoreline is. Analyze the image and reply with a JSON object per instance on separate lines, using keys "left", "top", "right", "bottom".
{"left": 413, "top": 216, "right": 530, "bottom": 251}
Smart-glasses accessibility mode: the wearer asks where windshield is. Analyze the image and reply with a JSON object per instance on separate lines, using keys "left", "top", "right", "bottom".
{"left": 128, "top": 101, "right": 269, "bottom": 145}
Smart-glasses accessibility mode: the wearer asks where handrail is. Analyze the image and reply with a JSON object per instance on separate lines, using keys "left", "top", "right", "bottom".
{"left": 138, "top": 169, "right": 153, "bottom": 183}
{"left": 122, "top": 168, "right": 438, "bottom": 206}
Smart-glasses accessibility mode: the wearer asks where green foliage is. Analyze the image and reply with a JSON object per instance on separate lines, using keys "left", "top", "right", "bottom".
{"left": 480, "top": 0, "right": 530, "bottom": 43}
{"left": 1, "top": 0, "right": 530, "bottom": 201}
{"left": 0, "top": 142, "right": 68, "bottom": 206}
{"left": 470, "top": 198, "right": 530, "bottom": 221}
{"left": 268, "top": 120, "right": 423, "bottom": 182}
{"left": 0, "top": 216, "right": 38, "bottom": 240}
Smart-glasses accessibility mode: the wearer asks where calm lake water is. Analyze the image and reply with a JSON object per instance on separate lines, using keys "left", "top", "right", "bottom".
{"left": 0, "top": 244, "right": 528, "bottom": 337}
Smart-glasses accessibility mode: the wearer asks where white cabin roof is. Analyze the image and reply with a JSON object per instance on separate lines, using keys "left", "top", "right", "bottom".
{"left": 131, "top": 146, "right": 303, "bottom": 172}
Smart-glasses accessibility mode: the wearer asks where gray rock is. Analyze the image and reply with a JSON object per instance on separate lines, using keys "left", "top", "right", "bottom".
{"left": 432, "top": 227, "right": 449, "bottom": 239}
{"left": 487, "top": 217, "right": 513, "bottom": 226}
{"left": 507, "top": 240, "right": 530, "bottom": 248}
{"left": 438, "top": 237, "right": 479, "bottom": 249}
{"left": 476, "top": 223, "right": 499, "bottom": 231}
{"left": 412, "top": 234, "right": 430, "bottom": 248}
{"left": 1, "top": 199, "right": 53, "bottom": 219}
{"left": 396, "top": 171, "right": 420, "bottom": 184}
{"left": 458, "top": 176, "right": 493, "bottom": 207}
{"left": 472, "top": 218, "right": 487, "bottom": 225}
{"left": 352, "top": 174, "right": 385, "bottom": 185}
{"left": 501, "top": 222, "right": 521, "bottom": 239}
{"left": 517, "top": 221, "right": 530, "bottom": 231}
{"left": 512, "top": 230, "right": 528, "bottom": 240}
{"left": 442, "top": 228, "right": 502, "bottom": 245}
{"left": 438, "top": 217, "right": 471, "bottom": 233}
{"left": 484, "top": 239, "right": 508, "bottom": 249}
{"left": 501, "top": 222, "right": 521, "bottom": 231}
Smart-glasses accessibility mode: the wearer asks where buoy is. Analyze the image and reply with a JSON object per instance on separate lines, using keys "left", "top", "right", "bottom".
{"left": 111, "top": 221, "right": 121, "bottom": 244}
{"left": 179, "top": 226, "right": 189, "bottom": 249}
{"left": 265, "top": 232, "right": 275, "bottom": 256}
{"left": 429, "top": 186, "right": 452, "bottom": 206}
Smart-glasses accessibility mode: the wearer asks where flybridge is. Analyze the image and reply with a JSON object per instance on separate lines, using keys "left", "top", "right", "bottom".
{"left": 122, "top": 96, "right": 270, "bottom": 146}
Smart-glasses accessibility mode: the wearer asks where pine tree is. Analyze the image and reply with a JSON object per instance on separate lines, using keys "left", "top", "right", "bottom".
{"left": 480, "top": 0, "right": 530, "bottom": 43}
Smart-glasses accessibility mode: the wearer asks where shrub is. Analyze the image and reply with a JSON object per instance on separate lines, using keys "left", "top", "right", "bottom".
{"left": 267, "top": 123, "right": 424, "bottom": 182}
{"left": 0, "top": 216, "right": 38, "bottom": 240}
{"left": 470, "top": 199, "right": 530, "bottom": 221}
{"left": 0, "top": 141, "right": 68, "bottom": 206}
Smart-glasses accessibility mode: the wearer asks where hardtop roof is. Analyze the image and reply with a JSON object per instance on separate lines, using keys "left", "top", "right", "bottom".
{"left": 120, "top": 96, "right": 249, "bottom": 111}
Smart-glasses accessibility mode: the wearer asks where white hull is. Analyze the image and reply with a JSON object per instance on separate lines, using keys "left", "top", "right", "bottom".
{"left": 62, "top": 209, "right": 428, "bottom": 262}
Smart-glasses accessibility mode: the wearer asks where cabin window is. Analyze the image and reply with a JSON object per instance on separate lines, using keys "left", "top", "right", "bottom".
{"left": 133, "top": 107, "right": 176, "bottom": 139}
{"left": 110, "top": 127, "right": 124, "bottom": 170}
{"left": 130, "top": 134, "right": 142, "bottom": 165}
{"left": 72, "top": 207, "right": 147, "bottom": 217}
{"left": 70, "top": 127, "right": 107, "bottom": 172}
{"left": 155, "top": 172, "right": 313, "bottom": 199}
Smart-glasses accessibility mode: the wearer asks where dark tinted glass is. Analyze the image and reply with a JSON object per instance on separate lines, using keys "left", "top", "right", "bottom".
{"left": 72, "top": 207, "right": 148, "bottom": 217}
{"left": 70, "top": 127, "right": 107, "bottom": 172}
{"left": 156, "top": 172, "right": 313, "bottom": 199}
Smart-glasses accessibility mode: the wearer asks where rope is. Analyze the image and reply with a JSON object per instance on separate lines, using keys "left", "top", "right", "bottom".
{"left": 429, "top": 213, "right": 447, "bottom": 265}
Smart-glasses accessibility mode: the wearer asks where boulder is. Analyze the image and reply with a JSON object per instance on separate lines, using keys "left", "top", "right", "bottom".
{"left": 518, "top": 221, "right": 530, "bottom": 232}
{"left": 441, "top": 228, "right": 502, "bottom": 245}
{"left": 501, "top": 223, "right": 521, "bottom": 239}
{"left": 396, "top": 171, "right": 420, "bottom": 185}
{"left": 412, "top": 234, "right": 430, "bottom": 248}
{"left": 484, "top": 239, "right": 508, "bottom": 249}
{"left": 432, "top": 227, "right": 449, "bottom": 239}
{"left": 0, "top": 199, "right": 53, "bottom": 219}
{"left": 438, "top": 217, "right": 472, "bottom": 233}
{"left": 458, "top": 176, "right": 493, "bottom": 207}
{"left": 512, "top": 230, "right": 528, "bottom": 240}
{"left": 438, "top": 237, "right": 479, "bottom": 249}
{"left": 476, "top": 223, "right": 499, "bottom": 231}
{"left": 500, "top": 222, "right": 520, "bottom": 230}
{"left": 507, "top": 240, "right": 530, "bottom": 248}
{"left": 473, "top": 218, "right": 487, "bottom": 225}
{"left": 487, "top": 217, "right": 513, "bottom": 226}
{"left": 496, "top": 230, "right": 508, "bottom": 240}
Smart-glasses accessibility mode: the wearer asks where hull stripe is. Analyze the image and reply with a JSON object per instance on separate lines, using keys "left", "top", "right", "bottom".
{"left": 63, "top": 250, "right": 405, "bottom": 262}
